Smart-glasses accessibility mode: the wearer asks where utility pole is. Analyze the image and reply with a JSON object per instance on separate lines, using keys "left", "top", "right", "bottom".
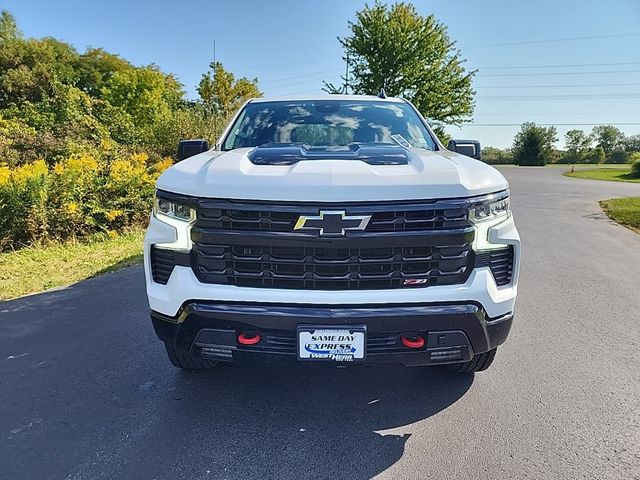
{"left": 343, "top": 52, "right": 349, "bottom": 94}
{"left": 213, "top": 40, "right": 217, "bottom": 139}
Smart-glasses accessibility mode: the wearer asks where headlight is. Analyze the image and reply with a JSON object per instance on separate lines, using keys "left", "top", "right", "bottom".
{"left": 470, "top": 196, "right": 510, "bottom": 223}
{"left": 152, "top": 193, "right": 195, "bottom": 251}
{"left": 470, "top": 194, "right": 511, "bottom": 250}
{"left": 154, "top": 196, "right": 195, "bottom": 222}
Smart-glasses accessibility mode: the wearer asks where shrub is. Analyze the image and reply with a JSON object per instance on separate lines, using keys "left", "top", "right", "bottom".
{"left": 631, "top": 160, "right": 640, "bottom": 179}
{"left": 0, "top": 153, "right": 173, "bottom": 250}
{"left": 607, "top": 149, "right": 629, "bottom": 164}
{"left": 584, "top": 146, "right": 606, "bottom": 164}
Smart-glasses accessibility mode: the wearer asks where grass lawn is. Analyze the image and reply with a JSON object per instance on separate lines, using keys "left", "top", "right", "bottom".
{"left": 600, "top": 197, "right": 640, "bottom": 233}
{"left": 0, "top": 229, "right": 144, "bottom": 301}
{"left": 564, "top": 168, "right": 640, "bottom": 183}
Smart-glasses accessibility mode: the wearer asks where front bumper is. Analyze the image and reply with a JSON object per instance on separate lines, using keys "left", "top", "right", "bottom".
{"left": 151, "top": 302, "right": 513, "bottom": 367}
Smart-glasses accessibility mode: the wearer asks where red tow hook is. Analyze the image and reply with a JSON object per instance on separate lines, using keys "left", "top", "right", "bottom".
{"left": 401, "top": 335, "right": 425, "bottom": 349}
{"left": 238, "top": 332, "right": 261, "bottom": 345}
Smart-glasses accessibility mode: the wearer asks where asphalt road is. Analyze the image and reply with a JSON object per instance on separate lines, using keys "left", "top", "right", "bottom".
{"left": 1, "top": 167, "right": 639, "bottom": 480}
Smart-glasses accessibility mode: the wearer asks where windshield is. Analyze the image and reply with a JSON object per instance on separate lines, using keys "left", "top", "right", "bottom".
{"left": 222, "top": 99, "right": 437, "bottom": 151}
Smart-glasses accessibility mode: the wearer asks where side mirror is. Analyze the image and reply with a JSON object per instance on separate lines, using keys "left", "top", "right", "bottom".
{"left": 177, "top": 139, "right": 209, "bottom": 161}
{"left": 447, "top": 139, "right": 481, "bottom": 160}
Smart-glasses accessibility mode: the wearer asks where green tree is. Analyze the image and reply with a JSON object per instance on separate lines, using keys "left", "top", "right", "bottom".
{"left": 481, "top": 146, "right": 514, "bottom": 165}
{"left": 0, "top": 36, "right": 80, "bottom": 108}
{"left": 608, "top": 149, "right": 629, "bottom": 164}
{"left": 512, "top": 122, "right": 557, "bottom": 166}
{"left": 75, "top": 48, "right": 133, "bottom": 97}
{"left": 102, "top": 67, "right": 183, "bottom": 126}
{"left": 198, "top": 61, "right": 261, "bottom": 129}
{"left": 584, "top": 146, "right": 605, "bottom": 164}
{"left": 621, "top": 134, "right": 640, "bottom": 152}
{"left": 591, "top": 125, "right": 624, "bottom": 157}
{"left": 330, "top": 2, "right": 475, "bottom": 127}
{"left": 563, "top": 129, "right": 591, "bottom": 162}
{"left": 0, "top": 10, "right": 21, "bottom": 42}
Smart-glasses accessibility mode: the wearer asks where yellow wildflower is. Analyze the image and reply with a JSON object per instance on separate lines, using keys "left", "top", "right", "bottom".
{"left": 105, "top": 209, "right": 124, "bottom": 222}
{"left": 110, "top": 156, "right": 146, "bottom": 183}
{"left": 65, "top": 202, "right": 79, "bottom": 214}
{"left": 153, "top": 157, "right": 174, "bottom": 174}
{"left": 100, "top": 138, "right": 115, "bottom": 151}
{"left": 53, "top": 162, "right": 65, "bottom": 175}
{"left": 107, "top": 230, "right": 118, "bottom": 239}
{"left": 0, "top": 164, "right": 10, "bottom": 185}
{"left": 130, "top": 152, "right": 149, "bottom": 167}
{"left": 66, "top": 155, "right": 98, "bottom": 175}
{"left": 11, "top": 159, "right": 48, "bottom": 185}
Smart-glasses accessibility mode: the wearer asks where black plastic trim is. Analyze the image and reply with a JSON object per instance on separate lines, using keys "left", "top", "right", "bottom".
{"left": 150, "top": 301, "right": 514, "bottom": 366}
{"left": 155, "top": 188, "right": 510, "bottom": 208}
{"left": 247, "top": 143, "right": 414, "bottom": 166}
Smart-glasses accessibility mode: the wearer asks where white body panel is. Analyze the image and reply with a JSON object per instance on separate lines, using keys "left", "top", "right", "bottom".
{"left": 156, "top": 148, "right": 508, "bottom": 202}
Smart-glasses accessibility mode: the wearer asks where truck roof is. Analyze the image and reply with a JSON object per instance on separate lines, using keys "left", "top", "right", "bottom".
{"left": 249, "top": 94, "right": 405, "bottom": 103}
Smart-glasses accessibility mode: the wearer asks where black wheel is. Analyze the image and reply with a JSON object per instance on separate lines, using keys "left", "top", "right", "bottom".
{"left": 164, "top": 343, "right": 218, "bottom": 370}
{"left": 443, "top": 348, "right": 497, "bottom": 373}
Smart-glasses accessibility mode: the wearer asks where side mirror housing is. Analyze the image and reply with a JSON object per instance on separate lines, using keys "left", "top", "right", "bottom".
{"left": 177, "top": 139, "right": 209, "bottom": 161}
{"left": 447, "top": 139, "right": 481, "bottom": 160}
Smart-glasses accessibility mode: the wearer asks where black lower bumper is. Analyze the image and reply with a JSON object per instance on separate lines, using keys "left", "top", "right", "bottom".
{"left": 151, "top": 302, "right": 513, "bottom": 367}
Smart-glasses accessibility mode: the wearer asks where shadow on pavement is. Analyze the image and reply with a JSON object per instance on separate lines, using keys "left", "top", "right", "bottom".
{"left": 156, "top": 363, "right": 474, "bottom": 479}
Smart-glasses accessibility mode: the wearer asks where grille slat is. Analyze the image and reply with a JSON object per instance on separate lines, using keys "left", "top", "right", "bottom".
{"left": 150, "top": 247, "right": 177, "bottom": 284}
{"left": 475, "top": 246, "right": 515, "bottom": 286}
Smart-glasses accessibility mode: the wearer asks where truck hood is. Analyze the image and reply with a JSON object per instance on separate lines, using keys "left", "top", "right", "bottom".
{"left": 156, "top": 147, "right": 508, "bottom": 202}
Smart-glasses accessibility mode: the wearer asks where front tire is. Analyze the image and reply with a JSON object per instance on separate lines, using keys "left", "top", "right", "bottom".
{"left": 164, "top": 343, "right": 218, "bottom": 370}
{"left": 443, "top": 348, "right": 497, "bottom": 373}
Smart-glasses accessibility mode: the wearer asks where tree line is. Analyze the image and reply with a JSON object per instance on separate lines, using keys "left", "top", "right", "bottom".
{"left": 483, "top": 123, "right": 640, "bottom": 166}
{"left": 0, "top": 10, "right": 260, "bottom": 250}
{"left": 0, "top": 10, "right": 260, "bottom": 167}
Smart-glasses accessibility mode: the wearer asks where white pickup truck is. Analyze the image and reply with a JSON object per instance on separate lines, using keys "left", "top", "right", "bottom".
{"left": 144, "top": 94, "right": 520, "bottom": 373}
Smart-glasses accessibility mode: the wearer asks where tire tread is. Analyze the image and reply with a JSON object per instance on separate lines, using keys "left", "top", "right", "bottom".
{"left": 444, "top": 348, "right": 497, "bottom": 373}
{"left": 164, "top": 343, "right": 217, "bottom": 370}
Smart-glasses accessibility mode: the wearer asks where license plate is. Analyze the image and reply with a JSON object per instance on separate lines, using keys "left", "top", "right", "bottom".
{"left": 297, "top": 327, "right": 366, "bottom": 362}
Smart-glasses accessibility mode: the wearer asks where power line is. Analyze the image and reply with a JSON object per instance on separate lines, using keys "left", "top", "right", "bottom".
{"left": 262, "top": 68, "right": 640, "bottom": 92}
{"left": 476, "top": 93, "right": 640, "bottom": 100}
{"left": 478, "top": 69, "right": 640, "bottom": 77}
{"left": 476, "top": 82, "right": 640, "bottom": 89}
{"left": 261, "top": 68, "right": 342, "bottom": 86}
{"left": 256, "top": 63, "right": 640, "bottom": 91}
{"left": 267, "top": 77, "right": 337, "bottom": 89}
{"left": 235, "top": 56, "right": 336, "bottom": 72}
{"left": 460, "top": 122, "right": 640, "bottom": 126}
{"left": 475, "top": 112, "right": 639, "bottom": 116}
{"left": 475, "top": 61, "right": 640, "bottom": 70}
{"left": 464, "top": 32, "right": 640, "bottom": 48}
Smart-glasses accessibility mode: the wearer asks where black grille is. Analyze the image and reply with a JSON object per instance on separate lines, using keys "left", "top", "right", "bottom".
{"left": 476, "top": 246, "right": 514, "bottom": 286}
{"left": 150, "top": 246, "right": 175, "bottom": 284}
{"left": 150, "top": 246, "right": 190, "bottom": 285}
{"left": 196, "top": 204, "right": 469, "bottom": 233}
{"left": 191, "top": 242, "right": 474, "bottom": 290}
{"left": 185, "top": 196, "right": 479, "bottom": 290}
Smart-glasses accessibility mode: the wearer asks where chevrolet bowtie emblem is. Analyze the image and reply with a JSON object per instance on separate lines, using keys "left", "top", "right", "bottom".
{"left": 294, "top": 211, "right": 371, "bottom": 236}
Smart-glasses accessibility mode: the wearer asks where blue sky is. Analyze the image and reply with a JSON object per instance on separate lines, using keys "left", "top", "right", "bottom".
{"left": 3, "top": 0, "right": 640, "bottom": 148}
